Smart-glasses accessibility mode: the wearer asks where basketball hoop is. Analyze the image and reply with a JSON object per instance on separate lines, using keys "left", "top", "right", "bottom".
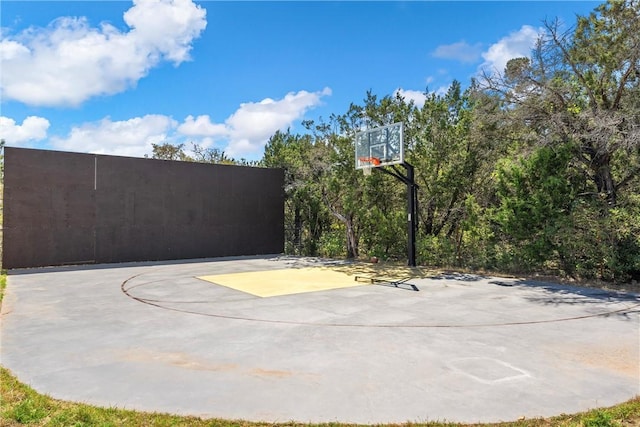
{"left": 359, "top": 156, "right": 382, "bottom": 166}
{"left": 358, "top": 156, "right": 380, "bottom": 176}
{"left": 358, "top": 157, "right": 381, "bottom": 176}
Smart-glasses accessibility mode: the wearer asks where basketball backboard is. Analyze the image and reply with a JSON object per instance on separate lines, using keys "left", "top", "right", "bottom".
{"left": 355, "top": 122, "right": 404, "bottom": 170}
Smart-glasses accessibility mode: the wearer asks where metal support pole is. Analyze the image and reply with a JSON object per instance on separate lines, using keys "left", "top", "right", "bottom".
{"left": 376, "top": 162, "right": 418, "bottom": 267}
{"left": 404, "top": 162, "right": 417, "bottom": 267}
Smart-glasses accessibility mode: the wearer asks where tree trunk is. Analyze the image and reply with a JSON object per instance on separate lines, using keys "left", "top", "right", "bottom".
{"left": 422, "top": 199, "right": 435, "bottom": 236}
{"left": 323, "top": 193, "right": 359, "bottom": 258}
{"left": 344, "top": 214, "right": 359, "bottom": 259}
{"left": 294, "top": 205, "right": 302, "bottom": 254}
{"left": 592, "top": 153, "right": 617, "bottom": 207}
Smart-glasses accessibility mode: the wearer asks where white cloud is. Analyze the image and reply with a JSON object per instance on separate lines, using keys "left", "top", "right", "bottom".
{"left": 178, "top": 115, "right": 228, "bottom": 137}
{"left": 432, "top": 41, "right": 483, "bottom": 63}
{"left": 177, "top": 87, "right": 332, "bottom": 157}
{"left": 0, "top": 116, "right": 50, "bottom": 145}
{"left": 395, "top": 88, "right": 427, "bottom": 108}
{"left": 394, "top": 85, "right": 451, "bottom": 107}
{"left": 433, "top": 85, "right": 450, "bottom": 97}
{"left": 0, "top": 0, "right": 207, "bottom": 107}
{"left": 50, "top": 114, "right": 177, "bottom": 157}
{"left": 479, "top": 25, "right": 543, "bottom": 76}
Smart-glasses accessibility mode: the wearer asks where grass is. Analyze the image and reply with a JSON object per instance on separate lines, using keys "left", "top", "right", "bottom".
{"left": 0, "top": 273, "right": 5, "bottom": 305}
{"left": 1, "top": 270, "right": 639, "bottom": 427}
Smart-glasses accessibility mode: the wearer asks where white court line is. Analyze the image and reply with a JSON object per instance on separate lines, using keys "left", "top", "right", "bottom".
{"left": 447, "top": 357, "right": 532, "bottom": 385}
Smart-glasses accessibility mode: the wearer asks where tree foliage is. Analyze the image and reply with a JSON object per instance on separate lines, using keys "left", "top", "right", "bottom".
{"left": 477, "top": 0, "right": 640, "bottom": 280}
{"left": 150, "top": 142, "right": 258, "bottom": 166}
{"left": 483, "top": 0, "right": 640, "bottom": 207}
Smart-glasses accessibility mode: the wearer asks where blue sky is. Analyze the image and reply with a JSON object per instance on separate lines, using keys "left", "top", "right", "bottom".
{"left": 1, "top": 0, "right": 599, "bottom": 160}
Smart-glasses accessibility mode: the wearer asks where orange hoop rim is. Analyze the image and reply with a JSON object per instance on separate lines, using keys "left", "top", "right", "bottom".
{"left": 358, "top": 156, "right": 381, "bottom": 166}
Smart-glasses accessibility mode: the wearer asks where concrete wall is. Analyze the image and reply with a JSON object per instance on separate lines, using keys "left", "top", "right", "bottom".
{"left": 2, "top": 147, "right": 284, "bottom": 269}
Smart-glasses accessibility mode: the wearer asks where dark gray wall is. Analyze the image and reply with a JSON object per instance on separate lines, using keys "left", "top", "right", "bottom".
{"left": 2, "top": 147, "right": 284, "bottom": 269}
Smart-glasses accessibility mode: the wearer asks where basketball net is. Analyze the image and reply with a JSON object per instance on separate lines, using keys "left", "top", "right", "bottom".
{"left": 363, "top": 166, "right": 372, "bottom": 176}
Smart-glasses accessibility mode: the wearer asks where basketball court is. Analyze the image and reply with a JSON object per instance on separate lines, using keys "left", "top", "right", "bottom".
{"left": 1, "top": 255, "right": 638, "bottom": 423}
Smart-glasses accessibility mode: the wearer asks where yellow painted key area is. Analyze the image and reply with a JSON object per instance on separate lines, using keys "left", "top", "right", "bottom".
{"left": 198, "top": 267, "right": 367, "bottom": 298}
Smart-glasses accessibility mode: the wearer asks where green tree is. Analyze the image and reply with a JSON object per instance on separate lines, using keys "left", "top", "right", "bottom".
{"left": 411, "top": 81, "right": 474, "bottom": 238}
{"left": 483, "top": 0, "right": 640, "bottom": 207}
{"left": 481, "top": 0, "right": 640, "bottom": 280}
{"left": 151, "top": 142, "right": 254, "bottom": 166}
{"left": 191, "top": 143, "right": 237, "bottom": 165}
{"left": 150, "top": 142, "right": 192, "bottom": 161}
{"left": 492, "top": 144, "right": 579, "bottom": 271}
{"left": 404, "top": 81, "right": 498, "bottom": 266}
{"left": 263, "top": 130, "right": 330, "bottom": 255}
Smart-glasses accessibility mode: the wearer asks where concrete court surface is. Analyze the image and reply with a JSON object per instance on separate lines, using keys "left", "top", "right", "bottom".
{"left": 1, "top": 255, "right": 639, "bottom": 424}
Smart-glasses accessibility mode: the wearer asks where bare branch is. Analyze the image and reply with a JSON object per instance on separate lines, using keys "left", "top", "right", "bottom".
{"left": 545, "top": 19, "right": 599, "bottom": 111}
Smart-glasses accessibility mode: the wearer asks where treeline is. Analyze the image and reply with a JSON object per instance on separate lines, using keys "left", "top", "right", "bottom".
{"left": 154, "top": 0, "right": 639, "bottom": 283}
